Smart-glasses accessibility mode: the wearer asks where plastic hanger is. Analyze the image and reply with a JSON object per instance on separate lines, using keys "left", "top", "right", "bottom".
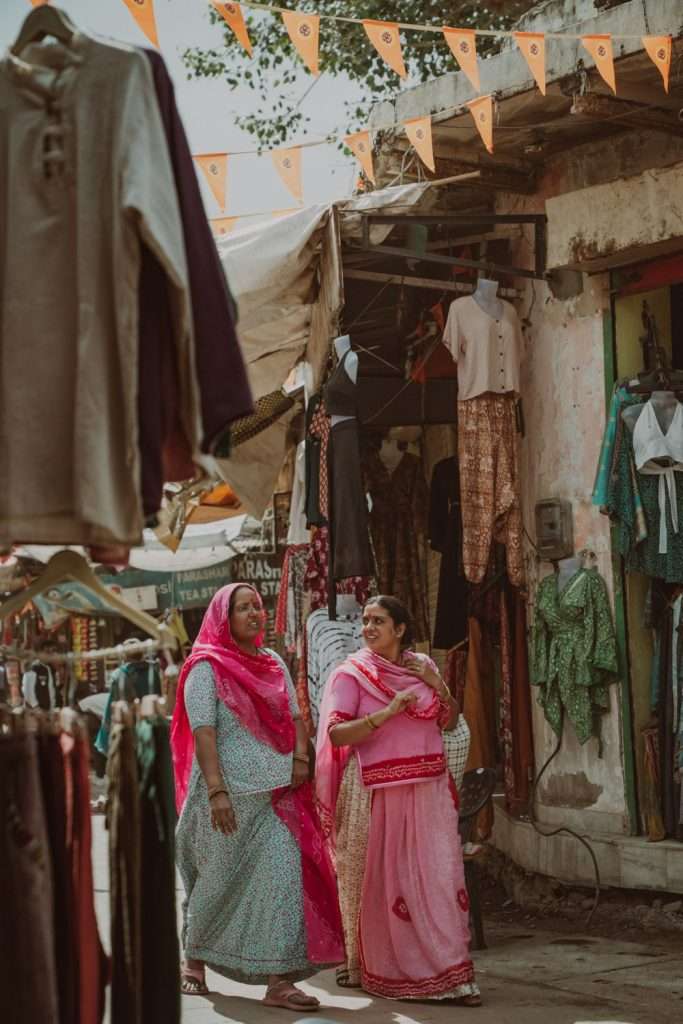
{"left": 12, "top": 4, "right": 76, "bottom": 56}
{"left": 0, "top": 550, "right": 177, "bottom": 650}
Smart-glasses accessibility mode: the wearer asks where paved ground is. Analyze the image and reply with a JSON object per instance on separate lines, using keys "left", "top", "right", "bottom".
{"left": 91, "top": 817, "right": 682, "bottom": 1023}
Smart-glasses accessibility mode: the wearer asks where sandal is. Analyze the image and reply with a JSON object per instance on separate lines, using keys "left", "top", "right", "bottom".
{"left": 456, "top": 993, "right": 482, "bottom": 1007}
{"left": 263, "top": 981, "right": 320, "bottom": 1011}
{"left": 335, "top": 967, "right": 362, "bottom": 989}
{"left": 181, "top": 967, "right": 209, "bottom": 996}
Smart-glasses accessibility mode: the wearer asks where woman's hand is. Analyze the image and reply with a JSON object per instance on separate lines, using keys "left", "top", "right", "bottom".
{"left": 403, "top": 654, "right": 449, "bottom": 697}
{"left": 210, "top": 792, "right": 237, "bottom": 835}
{"left": 291, "top": 757, "right": 309, "bottom": 788}
{"left": 386, "top": 689, "right": 419, "bottom": 717}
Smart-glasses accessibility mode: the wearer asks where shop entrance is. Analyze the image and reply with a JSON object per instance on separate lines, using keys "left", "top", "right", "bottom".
{"left": 610, "top": 260, "right": 683, "bottom": 839}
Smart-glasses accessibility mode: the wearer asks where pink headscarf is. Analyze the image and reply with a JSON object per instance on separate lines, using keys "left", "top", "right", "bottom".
{"left": 315, "top": 646, "right": 446, "bottom": 848}
{"left": 170, "top": 583, "right": 296, "bottom": 812}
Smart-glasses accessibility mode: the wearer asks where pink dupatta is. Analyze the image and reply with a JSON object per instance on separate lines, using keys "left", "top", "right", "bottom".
{"left": 316, "top": 647, "right": 448, "bottom": 847}
{"left": 170, "top": 583, "right": 295, "bottom": 814}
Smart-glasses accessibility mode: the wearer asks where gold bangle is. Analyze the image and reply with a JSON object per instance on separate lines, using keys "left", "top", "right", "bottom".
{"left": 208, "top": 787, "right": 229, "bottom": 801}
{"left": 293, "top": 753, "right": 308, "bottom": 764}
{"left": 365, "top": 714, "right": 379, "bottom": 731}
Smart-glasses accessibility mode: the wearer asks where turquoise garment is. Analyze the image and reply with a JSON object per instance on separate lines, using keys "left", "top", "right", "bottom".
{"left": 593, "top": 386, "right": 641, "bottom": 507}
{"left": 95, "top": 660, "right": 162, "bottom": 756}
{"left": 531, "top": 569, "right": 618, "bottom": 744}
{"left": 176, "top": 658, "right": 324, "bottom": 984}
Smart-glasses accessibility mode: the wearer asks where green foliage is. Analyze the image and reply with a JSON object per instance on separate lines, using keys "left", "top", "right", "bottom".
{"left": 183, "top": 2, "right": 533, "bottom": 147}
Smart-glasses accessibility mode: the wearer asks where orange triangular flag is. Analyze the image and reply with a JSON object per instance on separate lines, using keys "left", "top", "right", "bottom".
{"left": 467, "top": 95, "right": 494, "bottom": 154}
{"left": 514, "top": 32, "right": 546, "bottom": 95}
{"left": 581, "top": 34, "right": 616, "bottom": 94}
{"left": 404, "top": 116, "right": 435, "bottom": 173}
{"left": 443, "top": 28, "right": 480, "bottom": 92}
{"left": 363, "top": 20, "right": 407, "bottom": 79}
{"left": 344, "top": 130, "right": 376, "bottom": 185}
{"left": 195, "top": 154, "right": 228, "bottom": 211}
{"left": 120, "top": 0, "right": 159, "bottom": 48}
{"left": 643, "top": 35, "right": 672, "bottom": 93}
{"left": 271, "top": 147, "right": 303, "bottom": 203}
{"left": 211, "top": 217, "right": 239, "bottom": 236}
{"left": 210, "top": 2, "right": 253, "bottom": 57}
{"left": 282, "top": 11, "right": 320, "bottom": 76}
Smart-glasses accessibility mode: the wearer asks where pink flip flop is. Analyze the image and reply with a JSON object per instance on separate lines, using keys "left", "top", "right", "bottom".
{"left": 263, "top": 981, "right": 320, "bottom": 1012}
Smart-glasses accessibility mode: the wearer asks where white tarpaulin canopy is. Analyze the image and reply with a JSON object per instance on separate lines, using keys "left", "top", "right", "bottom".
{"left": 209, "top": 182, "right": 435, "bottom": 515}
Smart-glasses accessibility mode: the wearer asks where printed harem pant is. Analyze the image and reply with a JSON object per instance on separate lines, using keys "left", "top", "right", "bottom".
{"left": 457, "top": 394, "right": 524, "bottom": 586}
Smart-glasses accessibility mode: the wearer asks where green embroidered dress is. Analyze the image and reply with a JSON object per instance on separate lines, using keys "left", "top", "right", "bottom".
{"left": 531, "top": 569, "right": 618, "bottom": 744}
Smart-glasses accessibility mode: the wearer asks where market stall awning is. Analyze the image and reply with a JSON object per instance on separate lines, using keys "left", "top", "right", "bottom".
{"left": 208, "top": 181, "right": 438, "bottom": 515}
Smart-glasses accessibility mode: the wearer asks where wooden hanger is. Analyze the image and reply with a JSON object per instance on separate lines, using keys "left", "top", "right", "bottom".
{"left": 0, "top": 550, "right": 177, "bottom": 650}
{"left": 12, "top": 4, "right": 76, "bottom": 56}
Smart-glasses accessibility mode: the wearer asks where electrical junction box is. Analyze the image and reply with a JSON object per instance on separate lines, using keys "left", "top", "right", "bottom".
{"left": 534, "top": 499, "right": 574, "bottom": 562}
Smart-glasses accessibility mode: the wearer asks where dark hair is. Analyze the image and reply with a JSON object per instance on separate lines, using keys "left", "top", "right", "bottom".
{"left": 363, "top": 595, "right": 415, "bottom": 649}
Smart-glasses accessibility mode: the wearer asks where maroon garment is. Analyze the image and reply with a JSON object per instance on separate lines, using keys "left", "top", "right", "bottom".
{"left": 139, "top": 51, "right": 253, "bottom": 515}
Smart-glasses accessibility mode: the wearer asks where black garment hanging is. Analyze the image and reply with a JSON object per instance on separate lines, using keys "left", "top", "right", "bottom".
{"left": 429, "top": 457, "right": 469, "bottom": 649}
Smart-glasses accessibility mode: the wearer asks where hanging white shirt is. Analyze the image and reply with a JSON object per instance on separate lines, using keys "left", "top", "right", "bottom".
{"left": 633, "top": 399, "right": 683, "bottom": 555}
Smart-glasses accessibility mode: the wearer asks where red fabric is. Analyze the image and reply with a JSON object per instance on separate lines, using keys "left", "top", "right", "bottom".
{"left": 170, "top": 583, "right": 296, "bottom": 812}
{"left": 74, "top": 738, "right": 108, "bottom": 1024}
{"left": 271, "top": 782, "right": 345, "bottom": 966}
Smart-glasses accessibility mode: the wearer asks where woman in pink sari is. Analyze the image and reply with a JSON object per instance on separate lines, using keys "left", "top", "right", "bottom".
{"left": 172, "top": 583, "right": 343, "bottom": 1010}
{"left": 316, "top": 595, "right": 481, "bottom": 1007}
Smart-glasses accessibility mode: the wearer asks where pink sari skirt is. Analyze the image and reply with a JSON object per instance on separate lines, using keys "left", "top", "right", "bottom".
{"left": 358, "top": 773, "right": 477, "bottom": 999}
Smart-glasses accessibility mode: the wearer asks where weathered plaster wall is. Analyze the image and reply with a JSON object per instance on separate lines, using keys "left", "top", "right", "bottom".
{"left": 547, "top": 163, "right": 683, "bottom": 271}
{"left": 496, "top": 180, "right": 628, "bottom": 834}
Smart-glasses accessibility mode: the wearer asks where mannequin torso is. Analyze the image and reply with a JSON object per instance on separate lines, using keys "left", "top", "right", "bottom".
{"left": 472, "top": 277, "right": 503, "bottom": 320}
{"left": 329, "top": 335, "right": 358, "bottom": 427}
{"left": 622, "top": 390, "right": 679, "bottom": 436}
{"left": 557, "top": 555, "right": 582, "bottom": 592}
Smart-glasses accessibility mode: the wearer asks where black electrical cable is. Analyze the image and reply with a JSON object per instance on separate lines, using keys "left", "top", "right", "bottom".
{"left": 526, "top": 707, "right": 602, "bottom": 927}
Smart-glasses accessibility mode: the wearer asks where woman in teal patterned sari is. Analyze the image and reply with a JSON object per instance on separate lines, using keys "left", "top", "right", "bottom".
{"left": 171, "top": 584, "right": 343, "bottom": 1010}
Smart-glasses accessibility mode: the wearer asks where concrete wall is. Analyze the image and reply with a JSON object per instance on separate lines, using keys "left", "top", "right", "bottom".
{"left": 500, "top": 181, "right": 628, "bottom": 834}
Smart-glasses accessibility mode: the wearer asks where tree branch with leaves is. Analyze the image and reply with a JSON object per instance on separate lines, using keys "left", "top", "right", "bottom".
{"left": 183, "top": 1, "right": 535, "bottom": 149}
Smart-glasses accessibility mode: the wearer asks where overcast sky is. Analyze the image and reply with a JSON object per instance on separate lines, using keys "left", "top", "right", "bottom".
{"left": 1, "top": 0, "right": 364, "bottom": 220}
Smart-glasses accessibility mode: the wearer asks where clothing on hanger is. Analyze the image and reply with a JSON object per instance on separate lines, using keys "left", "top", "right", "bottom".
{"left": 429, "top": 456, "right": 468, "bottom": 649}
{"left": 531, "top": 566, "right": 618, "bottom": 745}
{"left": 633, "top": 398, "right": 683, "bottom": 554}
{"left": 443, "top": 295, "right": 522, "bottom": 402}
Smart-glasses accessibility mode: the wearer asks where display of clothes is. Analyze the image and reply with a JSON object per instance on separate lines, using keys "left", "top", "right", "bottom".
{"left": 21, "top": 658, "right": 57, "bottom": 710}
{"left": 429, "top": 456, "right": 468, "bottom": 649}
{"left": 275, "top": 543, "right": 310, "bottom": 656}
{"left": 607, "top": 404, "right": 683, "bottom": 582}
{"left": 304, "top": 393, "right": 330, "bottom": 527}
{"left": 324, "top": 352, "right": 373, "bottom": 610}
{"left": 444, "top": 295, "right": 524, "bottom": 586}
{"left": 306, "top": 608, "right": 363, "bottom": 727}
{"left": 365, "top": 447, "right": 430, "bottom": 643}
{"left": 0, "top": 711, "right": 107, "bottom": 1024}
{"left": 286, "top": 441, "right": 311, "bottom": 546}
{"left": 0, "top": 18, "right": 251, "bottom": 549}
{"left": 643, "top": 584, "right": 683, "bottom": 841}
{"left": 107, "top": 709, "right": 179, "bottom": 1024}
{"left": 532, "top": 566, "right": 618, "bottom": 745}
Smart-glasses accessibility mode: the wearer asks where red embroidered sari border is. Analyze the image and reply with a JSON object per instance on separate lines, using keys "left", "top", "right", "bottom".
{"left": 361, "top": 957, "right": 475, "bottom": 998}
{"left": 348, "top": 657, "right": 440, "bottom": 720}
{"left": 360, "top": 753, "right": 446, "bottom": 787}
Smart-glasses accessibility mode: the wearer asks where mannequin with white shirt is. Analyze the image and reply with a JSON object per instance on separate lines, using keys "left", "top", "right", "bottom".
{"left": 330, "top": 335, "right": 358, "bottom": 427}
{"left": 472, "top": 276, "right": 504, "bottom": 320}
{"left": 622, "top": 391, "right": 678, "bottom": 435}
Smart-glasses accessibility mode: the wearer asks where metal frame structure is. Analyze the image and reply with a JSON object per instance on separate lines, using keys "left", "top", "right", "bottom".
{"left": 353, "top": 212, "right": 548, "bottom": 281}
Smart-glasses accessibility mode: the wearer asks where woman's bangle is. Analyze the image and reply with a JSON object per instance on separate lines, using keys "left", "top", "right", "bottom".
{"left": 293, "top": 753, "right": 309, "bottom": 764}
{"left": 365, "top": 714, "right": 379, "bottom": 731}
{"left": 208, "top": 787, "right": 229, "bottom": 801}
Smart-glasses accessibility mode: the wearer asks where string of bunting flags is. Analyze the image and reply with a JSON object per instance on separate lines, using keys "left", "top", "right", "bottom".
{"left": 28, "top": 1, "right": 673, "bottom": 227}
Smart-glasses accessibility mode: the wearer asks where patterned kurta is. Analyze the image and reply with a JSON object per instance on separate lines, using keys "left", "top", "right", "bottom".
{"left": 531, "top": 569, "right": 618, "bottom": 744}
{"left": 176, "top": 658, "right": 318, "bottom": 983}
